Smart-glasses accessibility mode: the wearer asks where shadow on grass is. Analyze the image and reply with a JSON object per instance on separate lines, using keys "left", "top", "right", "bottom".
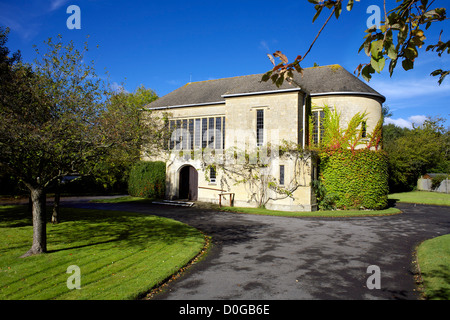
{"left": 0, "top": 205, "right": 204, "bottom": 254}
{"left": 421, "top": 265, "right": 450, "bottom": 300}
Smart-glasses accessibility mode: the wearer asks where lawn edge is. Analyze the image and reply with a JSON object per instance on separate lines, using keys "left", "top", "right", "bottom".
{"left": 218, "top": 207, "right": 402, "bottom": 218}
{"left": 139, "top": 232, "right": 212, "bottom": 300}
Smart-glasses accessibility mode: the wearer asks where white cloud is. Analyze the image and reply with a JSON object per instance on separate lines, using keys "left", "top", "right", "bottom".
{"left": 408, "top": 115, "right": 428, "bottom": 126}
{"left": 370, "top": 77, "right": 450, "bottom": 100}
{"left": 110, "top": 82, "right": 128, "bottom": 93}
{"left": 259, "top": 40, "right": 270, "bottom": 53}
{"left": 49, "top": 0, "right": 69, "bottom": 12}
{"left": 385, "top": 115, "right": 429, "bottom": 129}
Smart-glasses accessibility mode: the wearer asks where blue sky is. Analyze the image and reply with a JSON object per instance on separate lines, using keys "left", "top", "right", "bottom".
{"left": 1, "top": 0, "right": 449, "bottom": 128}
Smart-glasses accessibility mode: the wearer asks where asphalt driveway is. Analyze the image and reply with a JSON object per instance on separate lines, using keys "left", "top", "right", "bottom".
{"left": 62, "top": 198, "right": 449, "bottom": 300}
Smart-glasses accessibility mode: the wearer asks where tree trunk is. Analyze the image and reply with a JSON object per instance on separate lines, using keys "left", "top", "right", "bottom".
{"left": 21, "top": 187, "right": 47, "bottom": 258}
{"left": 51, "top": 178, "right": 61, "bottom": 224}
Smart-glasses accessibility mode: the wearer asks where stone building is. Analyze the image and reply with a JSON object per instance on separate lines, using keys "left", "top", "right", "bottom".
{"left": 144, "top": 65, "right": 385, "bottom": 211}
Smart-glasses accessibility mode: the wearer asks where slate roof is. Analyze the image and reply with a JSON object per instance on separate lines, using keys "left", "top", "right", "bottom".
{"left": 147, "top": 64, "right": 385, "bottom": 109}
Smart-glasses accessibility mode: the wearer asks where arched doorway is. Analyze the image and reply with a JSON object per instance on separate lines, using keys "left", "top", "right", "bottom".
{"left": 179, "top": 165, "right": 198, "bottom": 200}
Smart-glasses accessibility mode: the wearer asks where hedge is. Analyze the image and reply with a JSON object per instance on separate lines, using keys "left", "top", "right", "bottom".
{"left": 319, "top": 149, "right": 389, "bottom": 210}
{"left": 128, "top": 161, "right": 166, "bottom": 199}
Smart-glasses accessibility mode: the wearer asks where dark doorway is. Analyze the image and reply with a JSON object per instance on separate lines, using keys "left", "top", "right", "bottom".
{"left": 179, "top": 165, "right": 198, "bottom": 200}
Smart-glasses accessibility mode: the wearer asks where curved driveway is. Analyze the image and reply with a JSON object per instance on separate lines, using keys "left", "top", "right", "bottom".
{"left": 63, "top": 198, "right": 449, "bottom": 300}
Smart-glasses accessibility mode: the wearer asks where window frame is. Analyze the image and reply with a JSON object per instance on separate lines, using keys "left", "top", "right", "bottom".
{"left": 209, "top": 166, "right": 216, "bottom": 184}
{"left": 256, "top": 109, "right": 264, "bottom": 147}
{"left": 279, "top": 164, "right": 285, "bottom": 186}
{"left": 311, "top": 109, "right": 325, "bottom": 146}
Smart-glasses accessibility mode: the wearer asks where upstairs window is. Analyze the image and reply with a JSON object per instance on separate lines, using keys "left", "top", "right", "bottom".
{"left": 169, "top": 116, "right": 225, "bottom": 151}
{"left": 256, "top": 109, "right": 264, "bottom": 147}
{"left": 311, "top": 109, "right": 325, "bottom": 146}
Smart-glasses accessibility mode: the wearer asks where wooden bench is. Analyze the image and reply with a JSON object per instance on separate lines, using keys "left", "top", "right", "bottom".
{"left": 218, "top": 193, "right": 235, "bottom": 208}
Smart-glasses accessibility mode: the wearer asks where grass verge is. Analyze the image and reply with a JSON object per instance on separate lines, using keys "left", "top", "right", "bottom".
{"left": 416, "top": 234, "right": 450, "bottom": 300}
{"left": 94, "top": 196, "right": 401, "bottom": 217}
{"left": 0, "top": 205, "right": 206, "bottom": 300}
{"left": 219, "top": 206, "right": 401, "bottom": 217}
{"left": 90, "top": 196, "right": 155, "bottom": 204}
{"left": 389, "top": 191, "right": 450, "bottom": 206}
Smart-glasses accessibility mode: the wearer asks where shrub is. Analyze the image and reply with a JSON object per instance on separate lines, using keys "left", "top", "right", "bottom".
{"left": 431, "top": 174, "right": 449, "bottom": 190}
{"left": 311, "top": 180, "right": 339, "bottom": 210}
{"left": 319, "top": 149, "right": 389, "bottom": 210}
{"left": 128, "top": 161, "right": 166, "bottom": 199}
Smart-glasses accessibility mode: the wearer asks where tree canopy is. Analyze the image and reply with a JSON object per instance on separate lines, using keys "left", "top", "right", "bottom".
{"left": 263, "top": 0, "right": 449, "bottom": 86}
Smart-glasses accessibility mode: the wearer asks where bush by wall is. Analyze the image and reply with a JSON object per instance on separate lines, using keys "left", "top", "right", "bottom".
{"left": 319, "top": 149, "right": 389, "bottom": 210}
{"left": 128, "top": 161, "right": 166, "bottom": 199}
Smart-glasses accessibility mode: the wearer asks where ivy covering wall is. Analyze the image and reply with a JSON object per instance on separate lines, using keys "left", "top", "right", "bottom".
{"left": 319, "top": 149, "right": 389, "bottom": 210}
{"left": 128, "top": 161, "right": 166, "bottom": 198}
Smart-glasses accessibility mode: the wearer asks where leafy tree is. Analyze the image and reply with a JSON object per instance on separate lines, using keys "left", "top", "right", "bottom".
{"left": 91, "top": 85, "right": 160, "bottom": 192}
{"left": 383, "top": 117, "right": 449, "bottom": 192}
{"left": 263, "top": 0, "right": 448, "bottom": 86}
{"left": 0, "top": 33, "right": 112, "bottom": 257}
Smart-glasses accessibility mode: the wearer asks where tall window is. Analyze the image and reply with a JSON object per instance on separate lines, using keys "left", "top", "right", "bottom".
{"left": 256, "top": 109, "right": 264, "bottom": 147}
{"left": 176, "top": 120, "right": 182, "bottom": 150}
{"left": 208, "top": 117, "right": 215, "bottom": 149}
{"left": 181, "top": 119, "right": 188, "bottom": 150}
{"left": 168, "top": 116, "right": 225, "bottom": 151}
{"left": 194, "top": 118, "right": 201, "bottom": 148}
{"left": 215, "top": 117, "right": 222, "bottom": 149}
{"left": 209, "top": 166, "right": 216, "bottom": 183}
{"left": 312, "top": 110, "right": 325, "bottom": 146}
{"left": 222, "top": 117, "right": 226, "bottom": 149}
{"left": 169, "top": 120, "right": 175, "bottom": 150}
{"left": 202, "top": 118, "right": 208, "bottom": 148}
{"left": 361, "top": 121, "right": 367, "bottom": 138}
{"left": 188, "top": 119, "right": 194, "bottom": 150}
{"left": 279, "top": 165, "right": 285, "bottom": 185}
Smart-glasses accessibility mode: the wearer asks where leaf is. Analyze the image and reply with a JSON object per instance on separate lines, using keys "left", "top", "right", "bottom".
{"left": 371, "top": 56, "right": 385, "bottom": 73}
{"left": 388, "top": 58, "right": 397, "bottom": 77}
{"left": 294, "top": 63, "right": 303, "bottom": 75}
{"left": 261, "top": 71, "right": 272, "bottom": 82}
{"left": 370, "top": 39, "right": 383, "bottom": 59}
{"left": 402, "top": 58, "right": 414, "bottom": 71}
{"left": 275, "top": 72, "right": 285, "bottom": 87}
{"left": 313, "top": 5, "right": 323, "bottom": 22}
{"left": 267, "top": 54, "right": 275, "bottom": 66}
{"left": 404, "top": 46, "right": 418, "bottom": 60}
{"left": 387, "top": 42, "right": 398, "bottom": 60}
{"left": 361, "top": 64, "right": 375, "bottom": 82}
{"left": 273, "top": 51, "right": 288, "bottom": 64}
{"left": 346, "top": 0, "right": 354, "bottom": 11}
{"left": 334, "top": 2, "right": 342, "bottom": 19}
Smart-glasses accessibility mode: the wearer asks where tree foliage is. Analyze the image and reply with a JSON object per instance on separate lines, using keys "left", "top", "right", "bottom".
{"left": 0, "top": 32, "right": 110, "bottom": 256}
{"left": 263, "top": 0, "right": 449, "bottom": 86}
{"left": 383, "top": 118, "right": 449, "bottom": 192}
{"left": 92, "top": 85, "right": 159, "bottom": 190}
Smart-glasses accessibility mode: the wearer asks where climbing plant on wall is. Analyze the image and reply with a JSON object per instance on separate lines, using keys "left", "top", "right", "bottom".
{"left": 314, "top": 106, "right": 388, "bottom": 210}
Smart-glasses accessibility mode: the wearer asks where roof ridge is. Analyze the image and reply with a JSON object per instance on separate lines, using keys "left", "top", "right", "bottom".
{"left": 185, "top": 73, "right": 263, "bottom": 85}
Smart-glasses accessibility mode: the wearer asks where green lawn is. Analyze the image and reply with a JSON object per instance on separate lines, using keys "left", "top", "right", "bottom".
{"left": 417, "top": 234, "right": 450, "bottom": 300}
{"left": 90, "top": 195, "right": 155, "bottom": 204}
{"left": 0, "top": 206, "right": 206, "bottom": 300}
{"left": 220, "top": 206, "right": 401, "bottom": 217}
{"left": 389, "top": 191, "right": 450, "bottom": 206}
